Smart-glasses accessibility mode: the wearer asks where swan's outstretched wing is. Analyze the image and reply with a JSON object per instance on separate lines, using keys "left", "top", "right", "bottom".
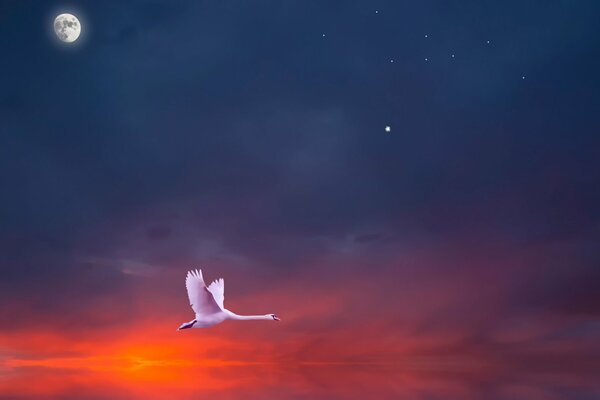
{"left": 185, "top": 269, "right": 221, "bottom": 317}
{"left": 207, "top": 278, "right": 225, "bottom": 310}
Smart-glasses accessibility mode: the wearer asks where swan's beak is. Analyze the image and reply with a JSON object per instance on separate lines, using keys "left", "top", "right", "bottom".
{"left": 273, "top": 315, "right": 281, "bottom": 321}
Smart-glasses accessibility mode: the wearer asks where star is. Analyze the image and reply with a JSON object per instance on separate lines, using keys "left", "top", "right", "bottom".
{"left": 425, "top": 34, "right": 428, "bottom": 38}
{"left": 385, "top": 126, "right": 391, "bottom": 132}
{"left": 322, "top": 33, "right": 326, "bottom": 37}
{"left": 375, "top": 10, "right": 379, "bottom": 14}
{"left": 522, "top": 76, "right": 526, "bottom": 80}
{"left": 425, "top": 57, "right": 429, "bottom": 61}
{"left": 486, "top": 40, "right": 491, "bottom": 44}
{"left": 451, "top": 54, "right": 455, "bottom": 58}
{"left": 390, "top": 59, "right": 394, "bottom": 63}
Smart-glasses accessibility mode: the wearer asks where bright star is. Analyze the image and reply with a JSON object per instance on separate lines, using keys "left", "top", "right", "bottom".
{"left": 385, "top": 126, "right": 391, "bottom": 132}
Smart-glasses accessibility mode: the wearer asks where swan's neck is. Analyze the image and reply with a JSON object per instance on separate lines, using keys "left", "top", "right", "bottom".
{"left": 227, "top": 312, "right": 270, "bottom": 321}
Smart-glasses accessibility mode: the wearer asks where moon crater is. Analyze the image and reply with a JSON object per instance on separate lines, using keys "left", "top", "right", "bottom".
{"left": 54, "top": 13, "right": 81, "bottom": 43}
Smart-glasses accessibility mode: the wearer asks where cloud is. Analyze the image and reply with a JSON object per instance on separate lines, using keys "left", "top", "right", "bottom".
{"left": 81, "top": 257, "right": 160, "bottom": 277}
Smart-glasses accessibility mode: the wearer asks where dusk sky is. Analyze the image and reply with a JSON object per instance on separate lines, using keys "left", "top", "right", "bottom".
{"left": 0, "top": 1, "right": 599, "bottom": 399}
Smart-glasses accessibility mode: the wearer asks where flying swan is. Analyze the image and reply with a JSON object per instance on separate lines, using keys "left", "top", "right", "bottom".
{"left": 178, "top": 269, "right": 280, "bottom": 330}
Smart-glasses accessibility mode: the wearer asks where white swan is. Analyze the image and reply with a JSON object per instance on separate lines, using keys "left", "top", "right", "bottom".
{"left": 177, "top": 269, "right": 280, "bottom": 330}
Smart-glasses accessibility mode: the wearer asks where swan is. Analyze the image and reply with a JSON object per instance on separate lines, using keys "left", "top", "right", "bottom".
{"left": 177, "top": 269, "right": 280, "bottom": 330}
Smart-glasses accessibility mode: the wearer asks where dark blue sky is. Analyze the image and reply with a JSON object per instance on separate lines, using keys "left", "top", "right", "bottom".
{"left": 0, "top": 2, "right": 599, "bottom": 392}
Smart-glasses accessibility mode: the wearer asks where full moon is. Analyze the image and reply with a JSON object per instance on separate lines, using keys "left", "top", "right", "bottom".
{"left": 54, "top": 13, "right": 81, "bottom": 43}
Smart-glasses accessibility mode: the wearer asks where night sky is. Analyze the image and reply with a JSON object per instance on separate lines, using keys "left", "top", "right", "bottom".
{"left": 0, "top": 1, "right": 599, "bottom": 399}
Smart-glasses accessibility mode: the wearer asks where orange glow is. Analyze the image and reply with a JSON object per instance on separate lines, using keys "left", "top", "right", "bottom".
{"left": 1, "top": 266, "right": 597, "bottom": 399}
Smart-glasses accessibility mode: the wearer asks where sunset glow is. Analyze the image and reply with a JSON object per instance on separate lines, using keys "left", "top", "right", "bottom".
{"left": 2, "top": 1, "right": 599, "bottom": 399}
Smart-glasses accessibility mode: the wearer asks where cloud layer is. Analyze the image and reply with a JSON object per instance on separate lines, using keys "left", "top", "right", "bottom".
{"left": 0, "top": 1, "right": 599, "bottom": 398}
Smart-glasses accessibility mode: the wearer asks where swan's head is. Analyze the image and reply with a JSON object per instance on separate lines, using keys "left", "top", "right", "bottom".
{"left": 268, "top": 314, "right": 281, "bottom": 321}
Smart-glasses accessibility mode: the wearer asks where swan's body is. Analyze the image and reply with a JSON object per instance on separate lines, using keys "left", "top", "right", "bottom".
{"left": 178, "top": 269, "right": 280, "bottom": 330}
